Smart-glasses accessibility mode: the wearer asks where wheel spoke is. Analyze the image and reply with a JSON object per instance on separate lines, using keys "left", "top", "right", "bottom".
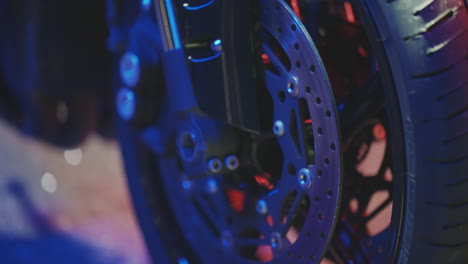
{"left": 364, "top": 198, "right": 392, "bottom": 223}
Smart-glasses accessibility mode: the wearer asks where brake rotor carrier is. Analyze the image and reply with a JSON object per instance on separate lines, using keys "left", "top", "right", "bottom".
{"left": 156, "top": 0, "right": 342, "bottom": 263}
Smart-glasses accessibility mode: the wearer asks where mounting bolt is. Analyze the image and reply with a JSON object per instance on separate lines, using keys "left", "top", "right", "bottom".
{"left": 210, "top": 39, "right": 223, "bottom": 53}
{"left": 208, "top": 158, "right": 223, "bottom": 174}
{"left": 297, "top": 168, "right": 312, "bottom": 190}
{"left": 120, "top": 52, "right": 140, "bottom": 87}
{"left": 181, "top": 178, "right": 192, "bottom": 191}
{"left": 270, "top": 232, "right": 282, "bottom": 249}
{"left": 287, "top": 81, "right": 299, "bottom": 97}
{"left": 116, "top": 88, "right": 136, "bottom": 121}
{"left": 141, "top": 0, "right": 151, "bottom": 11}
{"left": 256, "top": 199, "right": 268, "bottom": 215}
{"left": 273, "top": 120, "right": 285, "bottom": 136}
{"left": 225, "top": 155, "right": 240, "bottom": 170}
{"left": 178, "top": 258, "right": 189, "bottom": 264}
{"left": 177, "top": 129, "right": 199, "bottom": 162}
{"left": 206, "top": 178, "right": 218, "bottom": 194}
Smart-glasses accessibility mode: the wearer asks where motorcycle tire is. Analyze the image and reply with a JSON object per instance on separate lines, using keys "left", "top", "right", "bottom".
{"left": 353, "top": 0, "right": 468, "bottom": 263}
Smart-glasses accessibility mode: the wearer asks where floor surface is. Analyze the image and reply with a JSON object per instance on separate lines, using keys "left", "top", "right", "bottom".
{"left": 0, "top": 119, "right": 391, "bottom": 264}
{"left": 0, "top": 120, "right": 150, "bottom": 264}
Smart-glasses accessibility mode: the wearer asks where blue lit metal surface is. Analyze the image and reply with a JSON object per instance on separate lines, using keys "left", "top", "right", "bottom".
{"left": 141, "top": 0, "right": 152, "bottom": 10}
{"left": 119, "top": 52, "right": 140, "bottom": 88}
{"left": 182, "top": 0, "right": 215, "bottom": 11}
{"left": 165, "top": 0, "right": 182, "bottom": 49}
{"left": 188, "top": 52, "right": 222, "bottom": 63}
{"left": 210, "top": 39, "right": 222, "bottom": 53}
{"left": 212, "top": 39, "right": 221, "bottom": 46}
{"left": 116, "top": 88, "right": 136, "bottom": 121}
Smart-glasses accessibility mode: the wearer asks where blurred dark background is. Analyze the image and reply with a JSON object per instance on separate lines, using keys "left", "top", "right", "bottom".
{"left": 0, "top": 1, "right": 149, "bottom": 262}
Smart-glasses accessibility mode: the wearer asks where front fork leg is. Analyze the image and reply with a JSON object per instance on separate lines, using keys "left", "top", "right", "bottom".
{"left": 153, "top": 0, "right": 198, "bottom": 112}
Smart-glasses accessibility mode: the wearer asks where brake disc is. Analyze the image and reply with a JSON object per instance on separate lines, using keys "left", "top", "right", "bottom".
{"left": 254, "top": 0, "right": 342, "bottom": 261}
{"left": 155, "top": 0, "right": 342, "bottom": 263}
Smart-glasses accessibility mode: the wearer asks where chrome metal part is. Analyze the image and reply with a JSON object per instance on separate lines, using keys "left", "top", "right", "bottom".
{"left": 210, "top": 39, "right": 223, "bottom": 53}
{"left": 153, "top": 0, "right": 182, "bottom": 51}
{"left": 256, "top": 199, "right": 268, "bottom": 215}
{"left": 287, "top": 78, "right": 299, "bottom": 97}
{"left": 206, "top": 178, "right": 218, "bottom": 194}
{"left": 297, "top": 167, "right": 312, "bottom": 190}
{"left": 270, "top": 232, "right": 282, "bottom": 249}
{"left": 116, "top": 88, "right": 136, "bottom": 121}
{"left": 273, "top": 120, "right": 285, "bottom": 136}
{"left": 207, "top": 158, "right": 222, "bottom": 174}
{"left": 224, "top": 154, "right": 239, "bottom": 170}
{"left": 120, "top": 52, "right": 140, "bottom": 87}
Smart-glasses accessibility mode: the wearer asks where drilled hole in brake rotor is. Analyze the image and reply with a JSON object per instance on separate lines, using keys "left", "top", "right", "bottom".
{"left": 315, "top": 97, "right": 322, "bottom": 105}
{"left": 309, "top": 65, "right": 316, "bottom": 73}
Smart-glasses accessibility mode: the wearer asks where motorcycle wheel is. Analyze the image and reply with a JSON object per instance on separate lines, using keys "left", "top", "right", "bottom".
{"left": 115, "top": 0, "right": 468, "bottom": 263}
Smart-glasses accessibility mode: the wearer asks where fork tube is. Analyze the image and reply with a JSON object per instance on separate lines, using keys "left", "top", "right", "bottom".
{"left": 154, "top": 0, "right": 197, "bottom": 112}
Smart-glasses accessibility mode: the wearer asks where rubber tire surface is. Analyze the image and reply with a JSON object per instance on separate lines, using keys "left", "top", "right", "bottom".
{"left": 354, "top": 0, "right": 468, "bottom": 263}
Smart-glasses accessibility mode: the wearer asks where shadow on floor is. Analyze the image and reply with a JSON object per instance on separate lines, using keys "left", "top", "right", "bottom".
{"left": 0, "top": 179, "right": 127, "bottom": 264}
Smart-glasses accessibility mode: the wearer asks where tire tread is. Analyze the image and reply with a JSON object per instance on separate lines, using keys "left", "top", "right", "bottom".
{"left": 363, "top": 0, "right": 468, "bottom": 263}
